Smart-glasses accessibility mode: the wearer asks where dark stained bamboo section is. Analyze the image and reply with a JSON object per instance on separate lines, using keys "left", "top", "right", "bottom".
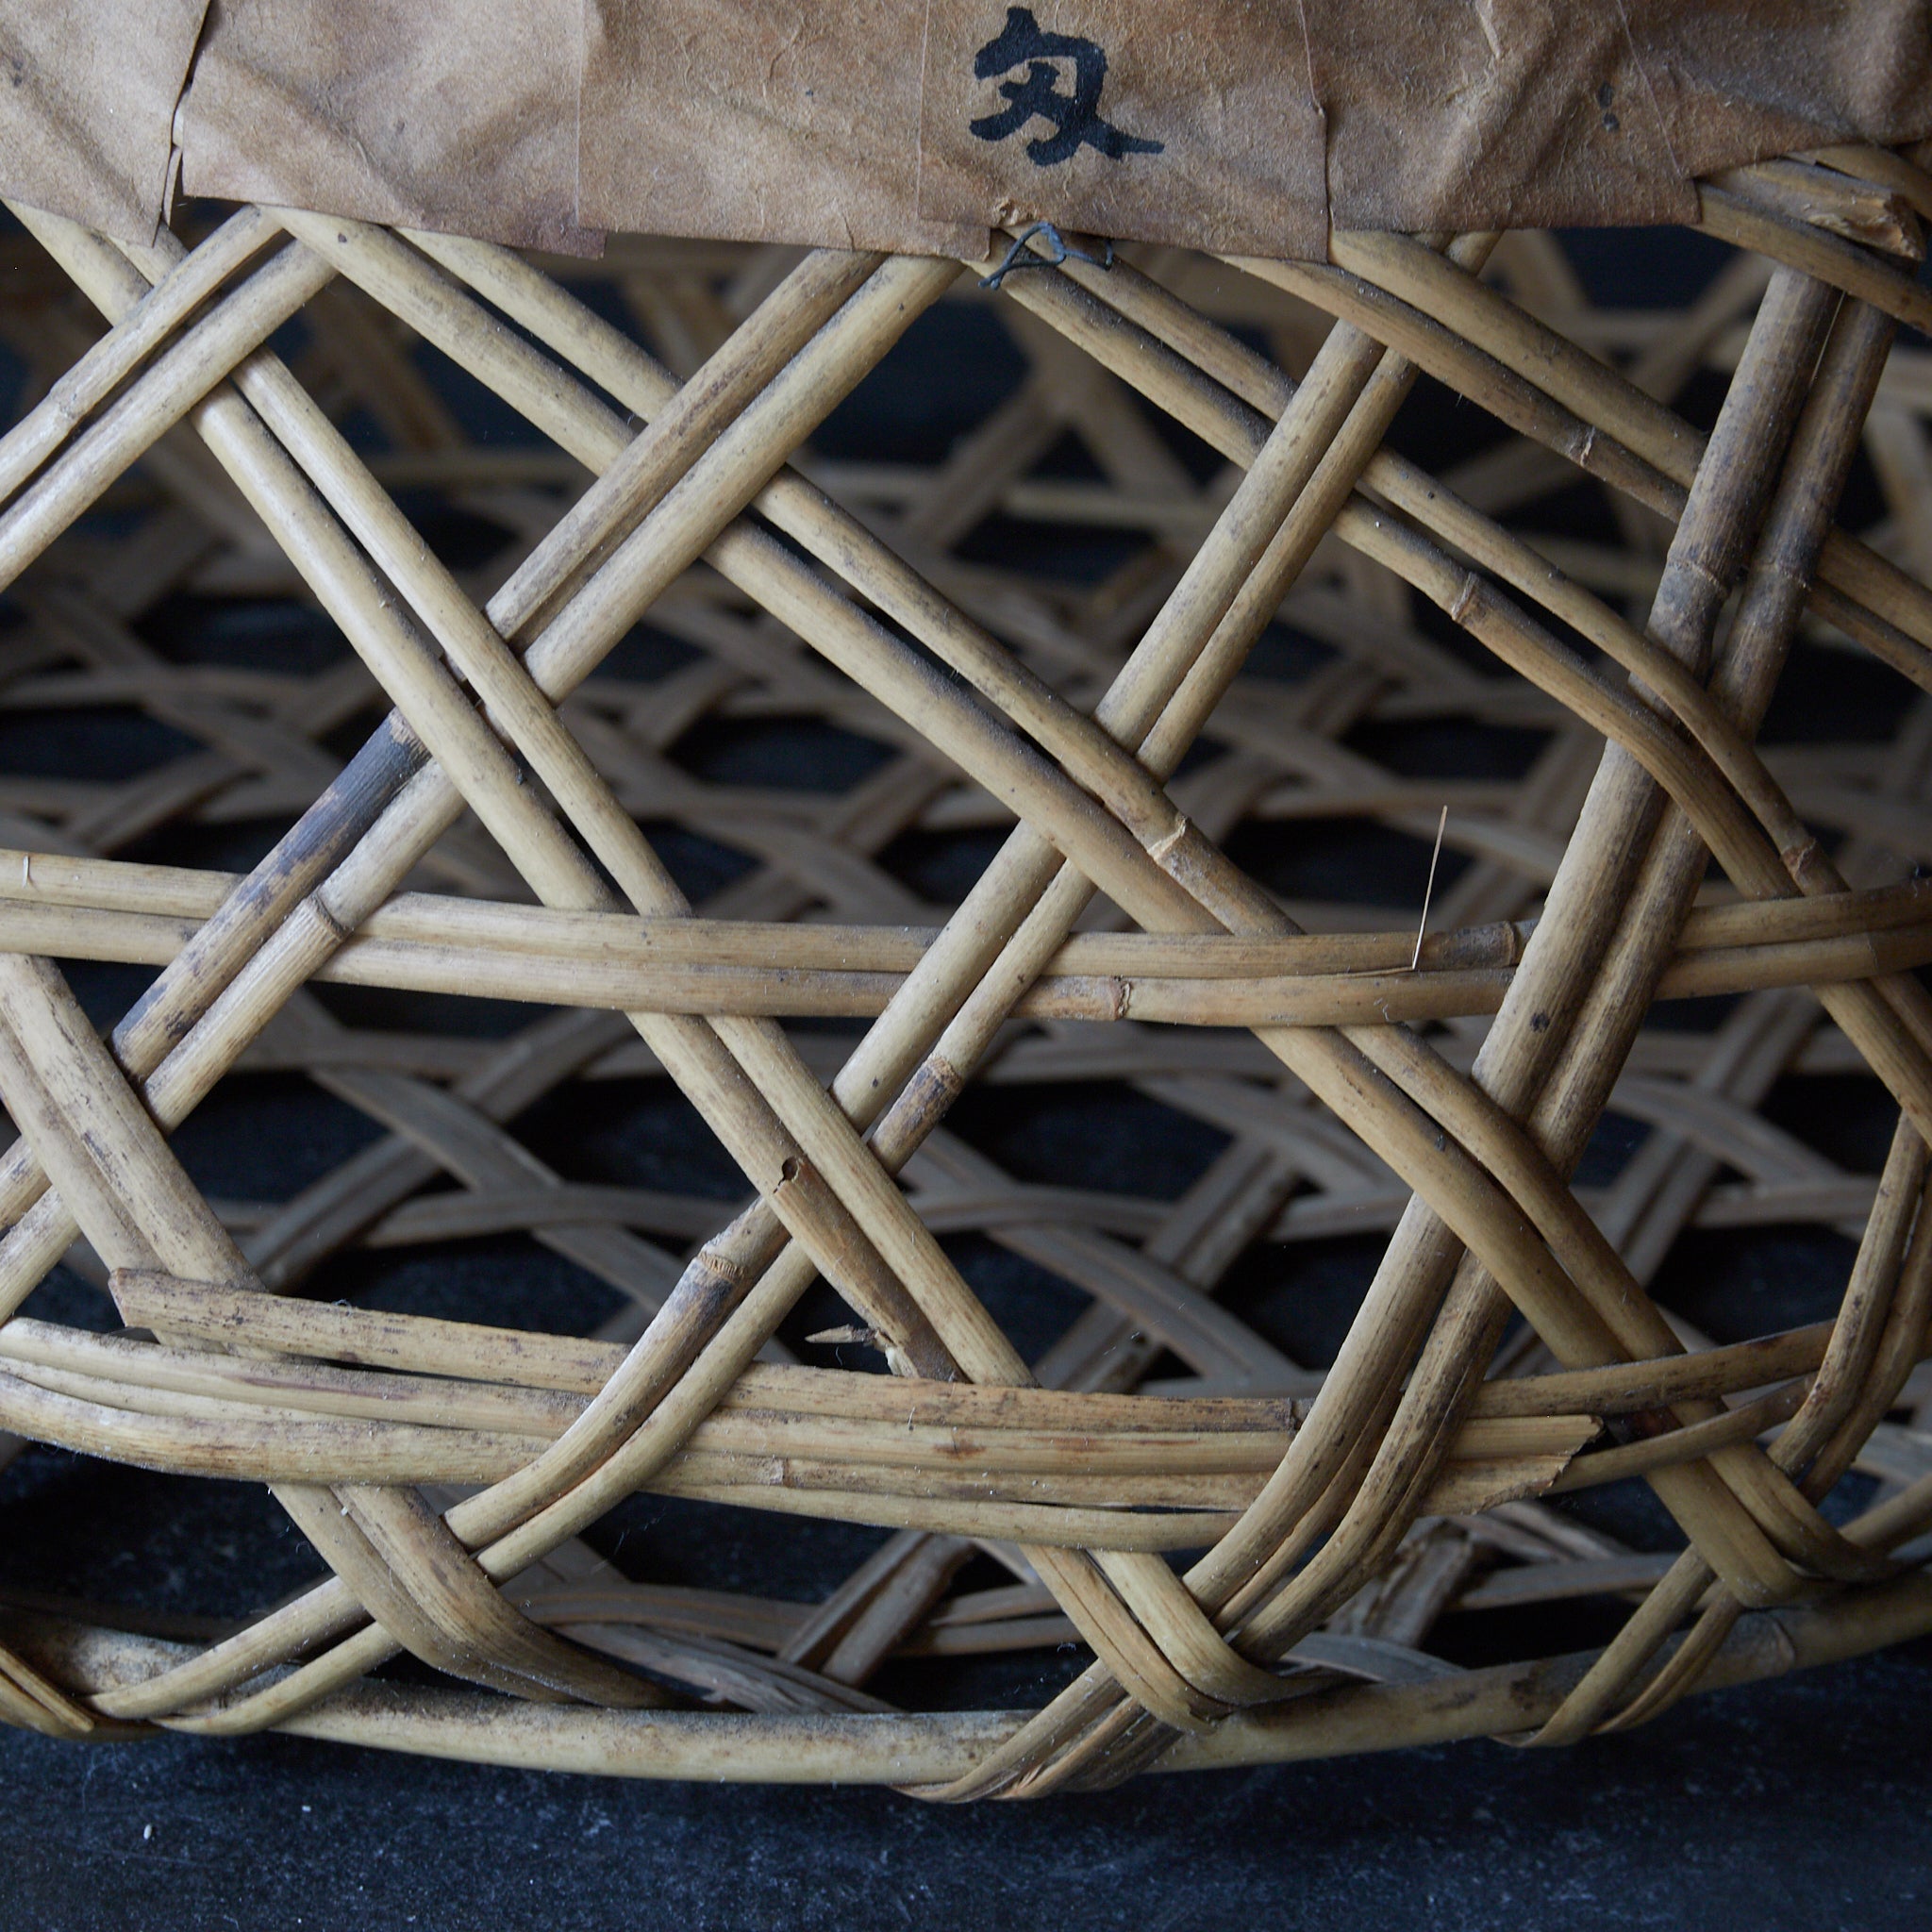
{"left": 0, "top": 145, "right": 1928, "bottom": 1790}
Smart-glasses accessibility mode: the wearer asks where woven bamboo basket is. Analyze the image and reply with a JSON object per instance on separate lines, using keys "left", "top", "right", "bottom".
{"left": 1, "top": 10, "right": 1931, "bottom": 1797}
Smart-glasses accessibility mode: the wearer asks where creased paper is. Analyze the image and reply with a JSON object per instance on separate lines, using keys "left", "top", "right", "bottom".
{"left": 0, "top": 0, "right": 208, "bottom": 245}
{"left": 3, "top": 1, "right": 1931, "bottom": 260}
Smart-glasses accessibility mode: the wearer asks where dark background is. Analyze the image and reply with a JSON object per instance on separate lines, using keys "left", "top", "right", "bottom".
{"left": 0, "top": 223, "right": 1927, "bottom": 1932}
{"left": 1, "top": 1644, "right": 1928, "bottom": 1931}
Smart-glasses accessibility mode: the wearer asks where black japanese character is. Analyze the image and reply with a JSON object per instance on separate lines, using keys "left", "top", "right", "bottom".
{"left": 969, "top": 8, "right": 1162, "bottom": 166}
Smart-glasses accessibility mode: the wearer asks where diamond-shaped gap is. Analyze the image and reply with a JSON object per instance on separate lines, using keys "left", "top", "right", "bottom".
{"left": 515, "top": 1071, "right": 753, "bottom": 1207}
{"left": 1208, "top": 1230, "right": 1390, "bottom": 1376}
{"left": 801, "top": 270, "right": 1238, "bottom": 593}
{"left": 1215, "top": 700, "right": 1552, "bottom": 918}
{"left": 949, "top": 429, "right": 1163, "bottom": 589}
{"left": 884, "top": 1081, "right": 1239, "bottom": 1370}
{"left": 666, "top": 712, "right": 898, "bottom": 797}
{"left": 1222, "top": 810, "right": 1470, "bottom": 914}
{"left": 809, "top": 297, "right": 1030, "bottom": 469}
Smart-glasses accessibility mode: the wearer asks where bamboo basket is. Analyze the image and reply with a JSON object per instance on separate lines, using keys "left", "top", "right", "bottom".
{"left": 0, "top": 137, "right": 1929, "bottom": 1799}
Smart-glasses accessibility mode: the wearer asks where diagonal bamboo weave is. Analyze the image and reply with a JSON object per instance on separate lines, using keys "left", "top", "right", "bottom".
{"left": 0, "top": 146, "right": 1928, "bottom": 1795}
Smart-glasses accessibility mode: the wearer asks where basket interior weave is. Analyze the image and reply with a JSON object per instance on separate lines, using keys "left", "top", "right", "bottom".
{"left": 0, "top": 155, "right": 1928, "bottom": 1794}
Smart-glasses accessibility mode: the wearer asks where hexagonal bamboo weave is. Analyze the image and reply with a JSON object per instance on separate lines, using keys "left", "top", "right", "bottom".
{"left": 0, "top": 148, "right": 1930, "bottom": 1797}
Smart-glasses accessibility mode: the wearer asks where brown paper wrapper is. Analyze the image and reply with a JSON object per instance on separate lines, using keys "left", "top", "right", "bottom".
{"left": 916, "top": 0, "right": 1325, "bottom": 257}
{"left": 175, "top": 0, "right": 598, "bottom": 254}
{"left": 2, "top": 0, "right": 1930, "bottom": 258}
{"left": 578, "top": 0, "right": 983, "bottom": 254}
{"left": 0, "top": 0, "right": 208, "bottom": 245}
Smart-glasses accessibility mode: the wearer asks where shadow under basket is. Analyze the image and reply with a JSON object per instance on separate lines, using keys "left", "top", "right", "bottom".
{"left": 0, "top": 149, "right": 1930, "bottom": 1799}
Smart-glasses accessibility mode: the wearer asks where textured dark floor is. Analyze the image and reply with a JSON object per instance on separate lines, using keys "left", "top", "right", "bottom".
{"left": 1, "top": 1639, "right": 1929, "bottom": 1931}
{"left": 1, "top": 222, "right": 1929, "bottom": 1930}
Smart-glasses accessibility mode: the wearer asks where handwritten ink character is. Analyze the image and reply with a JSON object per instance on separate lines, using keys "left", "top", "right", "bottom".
{"left": 969, "top": 7, "right": 1163, "bottom": 165}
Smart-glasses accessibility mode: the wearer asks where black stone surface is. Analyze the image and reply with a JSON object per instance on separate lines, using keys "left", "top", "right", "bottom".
{"left": 0, "top": 1639, "right": 1928, "bottom": 1930}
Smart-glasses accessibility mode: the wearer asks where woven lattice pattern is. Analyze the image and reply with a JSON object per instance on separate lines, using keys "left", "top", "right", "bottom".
{"left": 0, "top": 151, "right": 1928, "bottom": 1795}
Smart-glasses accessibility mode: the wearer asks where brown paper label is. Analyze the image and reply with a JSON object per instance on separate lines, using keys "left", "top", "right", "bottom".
{"left": 178, "top": 0, "right": 594, "bottom": 254}
{"left": 577, "top": 0, "right": 985, "bottom": 255}
{"left": 1307, "top": 0, "right": 1693, "bottom": 234}
{"left": 8, "top": 0, "right": 1932, "bottom": 260}
{"left": 0, "top": 0, "right": 209, "bottom": 245}
{"left": 916, "top": 1, "right": 1326, "bottom": 256}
